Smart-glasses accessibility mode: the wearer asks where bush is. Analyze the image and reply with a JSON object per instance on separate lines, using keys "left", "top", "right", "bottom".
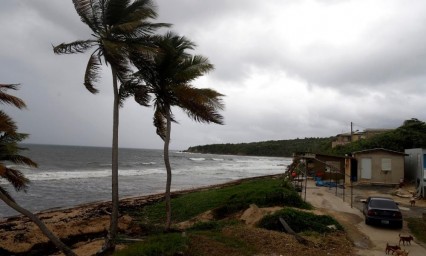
{"left": 212, "top": 186, "right": 311, "bottom": 219}
{"left": 257, "top": 208, "right": 343, "bottom": 234}
{"left": 114, "top": 233, "right": 188, "bottom": 256}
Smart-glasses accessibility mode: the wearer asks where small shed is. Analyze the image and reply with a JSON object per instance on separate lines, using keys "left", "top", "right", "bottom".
{"left": 352, "top": 148, "right": 406, "bottom": 185}
{"left": 292, "top": 152, "right": 345, "bottom": 181}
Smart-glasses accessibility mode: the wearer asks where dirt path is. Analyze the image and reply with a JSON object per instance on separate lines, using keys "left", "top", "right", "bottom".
{"left": 304, "top": 180, "right": 426, "bottom": 256}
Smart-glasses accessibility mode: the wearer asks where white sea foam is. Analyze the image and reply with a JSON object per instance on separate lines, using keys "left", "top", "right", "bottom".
{"left": 21, "top": 168, "right": 165, "bottom": 181}
{"left": 189, "top": 158, "right": 205, "bottom": 161}
{"left": 141, "top": 162, "right": 156, "bottom": 165}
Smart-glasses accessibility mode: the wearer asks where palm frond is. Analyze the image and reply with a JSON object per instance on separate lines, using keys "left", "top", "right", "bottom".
{"left": 105, "top": 0, "right": 131, "bottom": 26}
{"left": 0, "top": 83, "right": 19, "bottom": 90}
{"left": 175, "top": 56, "right": 214, "bottom": 83}
{"left": 0, "top": 111, "right": 18, "bottom": 133}
{"left": 0, "top": 132, "right": 29, "bottom": 146}
{"left": 134, "top": 87, "right": 151, "bottom": 106}
{"left": 0, "top": 165, "right": 29, "bottom": 192}
{"left": 107, "top": 0, "right": 170, "bottom": 36}
{"left": 118, "top": 77, "right": 151, "bottom": 106}
{"left": 120, "top": 0, "right": 158, "bottom": 23}
{"left": 53, "top": 40, "right": 97, "bottom": 54}
{"left": 175, "top": 87, "right": 224, "bottom": 124}
{"left": 84, "top": 54, "right": 102, "bottom": 94}
{"left": 0, "top": 84, "right": 26, "bottom": 109}
{"left": 167, "top": 32, "right": 196, "bottom": 52}
{"left": 114, "top": 21, "right": 171, "bottom": 37}
{"left": 153, "top": 109, "right": 167, "bottom": 140}
{"left": 2, "top": 155, "right": 38, "bottom": 168}
{"left": 72, "top": 0, "right": 102, "bottom": 33}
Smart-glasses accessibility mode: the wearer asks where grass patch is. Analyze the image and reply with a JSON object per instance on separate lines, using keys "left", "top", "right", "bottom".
{"left": 406, "top": 217, "right": 426, "bottom": 244}
{"left": 188, "top": 230, "right": 256, "bottom": 255}
{"left": 113, "top": 233, "right": 188, "bottom": 256}
{"left": 258, "top": 208, "right": 343, "bottom": 234}
{"left": 189, "top": 219, "right": 240, "bottom": 231}
{"left": 133, "top": 177, "right": 312, "bottom": 225}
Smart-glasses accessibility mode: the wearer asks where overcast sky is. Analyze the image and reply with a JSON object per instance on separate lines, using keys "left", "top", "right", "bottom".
{"left": 1, "top": 0, "right": 426, "bottom": 150}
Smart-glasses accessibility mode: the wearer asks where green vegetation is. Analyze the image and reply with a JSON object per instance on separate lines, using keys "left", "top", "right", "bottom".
{"left": 114, "top": 233, "right": 188, "bottom": 256}
{"left": 134, "top": 177, "right": 311, "bottom": 225}
{"left": 257, "top": 208, "right": 343, "bottom": 233}
{"left": 187, "top": 137, "right": 333, "bottom": 157}
{"left": 331, "top": 118, "right": 426, "bottom": 155}
{"left": 186, "top": 118, "right": 426, "bottom": 157}
{"left": 406, "top": 217, "right": 426, "bottom": 244}
{"left": 115, "top": 177, "right": 341, "bottom": 255}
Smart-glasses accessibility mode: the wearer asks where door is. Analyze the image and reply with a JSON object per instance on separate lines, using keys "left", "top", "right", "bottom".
{"left": 361, "top": 158, "right": 372, "bottom": 179}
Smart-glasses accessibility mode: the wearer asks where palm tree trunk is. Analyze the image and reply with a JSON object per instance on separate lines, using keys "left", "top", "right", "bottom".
{"left": 164, "top": 111, "right": 172, "bottom": 231}
{"left": 99, "top": 67, "right": 120, "bottom": 254}
{"left": 0, "top": 192, "right": 77, "bottom": 256}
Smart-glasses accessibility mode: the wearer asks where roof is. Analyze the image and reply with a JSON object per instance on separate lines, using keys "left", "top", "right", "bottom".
{"left": 352, "top": 148, "right": 407, "bottom": 156}
{"left": 293, "top": 152, "right": 346, "bottom": 159}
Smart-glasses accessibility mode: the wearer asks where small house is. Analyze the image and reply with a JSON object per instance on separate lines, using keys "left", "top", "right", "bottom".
{"left": 351, "top": 148, "right": 406, "bottom": 185}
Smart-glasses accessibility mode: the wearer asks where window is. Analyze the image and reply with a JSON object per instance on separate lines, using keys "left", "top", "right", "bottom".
{"left": 382, "top": 158, "right": 392, "bottom": 171}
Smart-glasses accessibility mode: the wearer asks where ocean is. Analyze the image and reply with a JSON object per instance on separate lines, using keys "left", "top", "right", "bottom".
{"left": 0, "top": 144, "right": 291, "bottom": 218}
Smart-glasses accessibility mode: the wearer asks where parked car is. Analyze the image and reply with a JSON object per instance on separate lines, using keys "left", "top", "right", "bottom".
{"left": 361, "top": 196, "right": 403, "bottom": 229}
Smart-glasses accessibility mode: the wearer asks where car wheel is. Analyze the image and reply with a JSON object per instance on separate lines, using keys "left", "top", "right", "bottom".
{"left": 396, "top": 221, "right": 403, "bottom": 229}
{"left": 365, "top": 218, "right": 370, "bottom": 225}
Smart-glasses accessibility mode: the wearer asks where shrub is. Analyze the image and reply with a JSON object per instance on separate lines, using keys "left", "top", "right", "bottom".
{"left": 114, "top": 233, "right": 188, "bottom": 256}
{"left": 257, "top": 208, "right": 343, "bottom": 234}
{"left": 212, "top": 187, "right": 311, "bottom": 219}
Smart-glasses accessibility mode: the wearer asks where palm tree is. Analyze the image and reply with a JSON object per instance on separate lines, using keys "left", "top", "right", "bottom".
{"left": 53, "top": 0, "right": 169, "bottom": 252}
{"left": 0, "top": 84, "right": 77, "bottom": 256}
{"left": 131, "top": 32, "right": 224, "bottom": 230}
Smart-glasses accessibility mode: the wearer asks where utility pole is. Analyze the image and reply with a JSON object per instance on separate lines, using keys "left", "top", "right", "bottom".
{"left": 350, "top": 122, "right": 353, "bottom": 142}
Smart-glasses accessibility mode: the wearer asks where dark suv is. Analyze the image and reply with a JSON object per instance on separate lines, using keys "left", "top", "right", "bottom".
{"left": 362, "top": 196, "right": 403, "bottom": 229}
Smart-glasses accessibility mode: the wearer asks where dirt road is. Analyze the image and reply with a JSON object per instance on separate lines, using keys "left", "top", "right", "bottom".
{"left": 304, "top": 180, "right": 426, "bottom": 256}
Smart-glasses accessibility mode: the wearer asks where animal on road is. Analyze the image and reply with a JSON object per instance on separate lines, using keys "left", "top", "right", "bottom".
{"left": 399, "top": 234, "right": 414, "bottom": 246}
{"left": 385, "top": 242, "right": 401, "bottom": 254}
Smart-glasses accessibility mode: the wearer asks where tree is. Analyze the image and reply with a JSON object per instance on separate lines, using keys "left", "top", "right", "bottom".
{"left": 0, "top": 84, "right": 76, "bottom": 256}
{"left": 131, "top": 32, "right": 224, "bottom": 230}
{"left": 53, "top": 0, "right": 169, "bottom": 252}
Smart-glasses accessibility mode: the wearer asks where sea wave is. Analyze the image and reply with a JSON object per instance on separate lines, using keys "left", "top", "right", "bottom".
{"left": 141, "top": 162, "right": 156, "bottom": 165}
{"left": 19, "top": 168, "right": 165, "bottom": 181}
{"left": 189, "top": 158, "right": 205, "bottom": 161}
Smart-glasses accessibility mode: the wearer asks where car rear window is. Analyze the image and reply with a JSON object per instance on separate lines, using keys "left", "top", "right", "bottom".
{"left": 370, "top": 199, "right": 398, "bottom": 209}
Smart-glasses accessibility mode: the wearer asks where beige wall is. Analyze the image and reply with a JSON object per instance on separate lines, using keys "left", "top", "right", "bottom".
{"left": 355, "top": 151, "right": 404, "bottom": 184}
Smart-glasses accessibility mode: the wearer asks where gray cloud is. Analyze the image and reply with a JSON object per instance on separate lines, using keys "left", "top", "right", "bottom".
{"left": 1, "top": 0, "right": 426, "bottom": 150}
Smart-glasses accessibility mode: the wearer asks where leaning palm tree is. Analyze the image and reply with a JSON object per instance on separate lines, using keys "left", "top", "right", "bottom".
{"left": 0, "top": 84, "right": 77, "bottom": 256}
{"left": 131, "top": 32, "right": 224, "bottom": 230}
{"left": 53, "top": 0, "right": 169, "bottom": 252}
